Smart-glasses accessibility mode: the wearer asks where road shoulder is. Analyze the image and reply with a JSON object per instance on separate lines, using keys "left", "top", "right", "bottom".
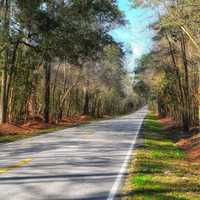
{"left": 121, "top": 113, "right": 200, "bottom": 200}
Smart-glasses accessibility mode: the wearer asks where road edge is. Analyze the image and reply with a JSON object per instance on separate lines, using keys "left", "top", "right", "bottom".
{"left": 107, "top": 109, "right": 147, "bottom": 200}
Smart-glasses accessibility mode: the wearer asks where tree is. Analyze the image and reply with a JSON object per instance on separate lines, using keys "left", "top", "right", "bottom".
{"left": 0, "top": 0, "right": 141, "bottom": 125}
{"left": 133, "top": 0, "right": 200, "bottom": 132}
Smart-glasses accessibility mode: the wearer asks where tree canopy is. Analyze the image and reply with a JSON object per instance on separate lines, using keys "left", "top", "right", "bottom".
{"left": 134, "top": 0, "right": 200, "bottom": 132}
{"left": 0, "top": 0, "right": 142, "bottom": 124}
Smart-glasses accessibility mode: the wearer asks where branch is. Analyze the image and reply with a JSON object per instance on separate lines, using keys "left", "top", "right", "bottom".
{"left": 60, "top": 74, "right": 82, "bottom": 107}
{"left": 180, "top": 26, "right": 200, "bottom": 54}
{"left": 0, "top": 45, "right": 6, "bottom": 54}
{"left": 19, "top": 40, "right": 41, "bottom": 53}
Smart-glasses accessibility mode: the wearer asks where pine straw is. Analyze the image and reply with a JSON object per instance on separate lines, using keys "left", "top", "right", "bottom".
{"left": 0, "top": 115, "right": 92, "bottom": 143}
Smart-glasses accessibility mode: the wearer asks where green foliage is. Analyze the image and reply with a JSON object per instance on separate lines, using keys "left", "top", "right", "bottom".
{"left": 0, "top": 0, "right": 142, "bottom": 123}
{"left": 133, "top": 0, "right": 200, "bottom": 131}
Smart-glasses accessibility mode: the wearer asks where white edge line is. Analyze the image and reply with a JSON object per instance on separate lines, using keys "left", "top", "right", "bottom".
{"left": 107, "top": 111, "right": 146, "bottom": 200}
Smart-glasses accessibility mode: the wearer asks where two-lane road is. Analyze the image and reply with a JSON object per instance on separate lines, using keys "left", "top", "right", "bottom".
{"left": 0, "top": 107, "right": 147, "bottom": 200}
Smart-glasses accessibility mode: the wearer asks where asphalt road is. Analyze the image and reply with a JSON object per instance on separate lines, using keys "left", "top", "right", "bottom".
{"left": 0, "top": 107, "right": 147, "bottom": 200}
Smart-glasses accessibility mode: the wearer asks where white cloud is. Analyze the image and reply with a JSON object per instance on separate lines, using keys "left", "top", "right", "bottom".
{"left": 131, "top": 43, "right": 144, "bottom": 58}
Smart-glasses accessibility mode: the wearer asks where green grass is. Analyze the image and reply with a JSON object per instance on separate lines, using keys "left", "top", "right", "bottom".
{"left": 122, "top": 114, "right": 200, "bottom": 200}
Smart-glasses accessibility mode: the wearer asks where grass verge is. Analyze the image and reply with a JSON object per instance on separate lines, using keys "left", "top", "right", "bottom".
{"left": 122, "top": 113, "right": 200, "bottom": 200}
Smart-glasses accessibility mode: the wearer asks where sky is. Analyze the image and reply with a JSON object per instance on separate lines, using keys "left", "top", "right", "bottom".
{"left": 110, "top": 0, "right": 157, "bottom": 72}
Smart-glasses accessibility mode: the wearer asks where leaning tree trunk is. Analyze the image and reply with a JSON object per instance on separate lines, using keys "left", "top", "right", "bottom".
{"left": 180, "top": 33, "right": 190, "bottom": 132}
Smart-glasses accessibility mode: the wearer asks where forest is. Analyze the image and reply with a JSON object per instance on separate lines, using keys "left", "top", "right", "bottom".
{"left": 0, "top": 0, "right": 143, "bottom": 127}
{"left": 0, "top": 1, "right": 199, "bottom": 199}
{"left": 134, "top": 0, "right": 199, "bottom": 132}
{"left": 122, "top": 1, "right": 200, "bottom": 199}
{"left": 0, "top": 0, "right": 199, "bottom": 133}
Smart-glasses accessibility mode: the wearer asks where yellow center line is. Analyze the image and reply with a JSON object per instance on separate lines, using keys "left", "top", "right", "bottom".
{"left": 0, "top": 157, "right": 32, "bottom": 175}
{"left": 84, "top": 130, "right": 94, "bottom": 138}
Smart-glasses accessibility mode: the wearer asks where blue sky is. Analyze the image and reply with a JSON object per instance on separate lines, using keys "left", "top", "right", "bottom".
{"left": 110, "top": 0, "right": 157, "bottom": 72}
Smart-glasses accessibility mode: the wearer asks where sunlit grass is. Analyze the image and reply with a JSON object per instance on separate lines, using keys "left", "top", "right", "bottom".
{"left": 122, "top": 113, "right": 200, "bottom": 200}
{"left": 132, "top": 174, "right": 153, "bottom": 186}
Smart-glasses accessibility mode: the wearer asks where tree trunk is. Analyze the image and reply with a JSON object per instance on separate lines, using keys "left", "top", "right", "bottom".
{"left": 96, "top": 97, "right": 102, "bottom": 118}
{"left": 83, "top": 89, "right": 90, "bottom": 115}
{"left": 1, "top": 58, "right": 8, "bottom": 123}
{"left": 180, "top": 33, "right": 190, "bottom": 132}
{"left": 0, "top": 0, "right": 10, "bottom": 123}
{"left": 166, "top": 34, "right": 187, "bottom": 129}
{"left": 43, "top": 57, "right": 51, "bottom": 123}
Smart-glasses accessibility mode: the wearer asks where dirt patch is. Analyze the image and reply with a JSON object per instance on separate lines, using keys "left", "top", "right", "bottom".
{"left": 176, "top": 138, "right": 190, "bottom": 150}
{"left": 0, "top": 123, "right": 31, "bottom": 135}
{"left": 0, "top": 115, "right": 92, "bottom": 136}
{"left": 160, "top": 116, "right": 173, "bottom": 125}
{"left": 177, "top": 133, "right": 200, "bottom": 168}
{"left": 159, "top": 116, "right": 200, "bottom": 170}
{"left": 188, "top": 147, "right": 200, "bottom": 161}
{"left": 22, "top": 121, "right": 52, "bottom": 130}
{"left": 59, "top": 115, "right": 91, "bottom": 126}
{"left": 160, "top": 116, "right": 178, "bottom": 131}
{"left": 22, "top": 115, "right": 92, "bottom": 130}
